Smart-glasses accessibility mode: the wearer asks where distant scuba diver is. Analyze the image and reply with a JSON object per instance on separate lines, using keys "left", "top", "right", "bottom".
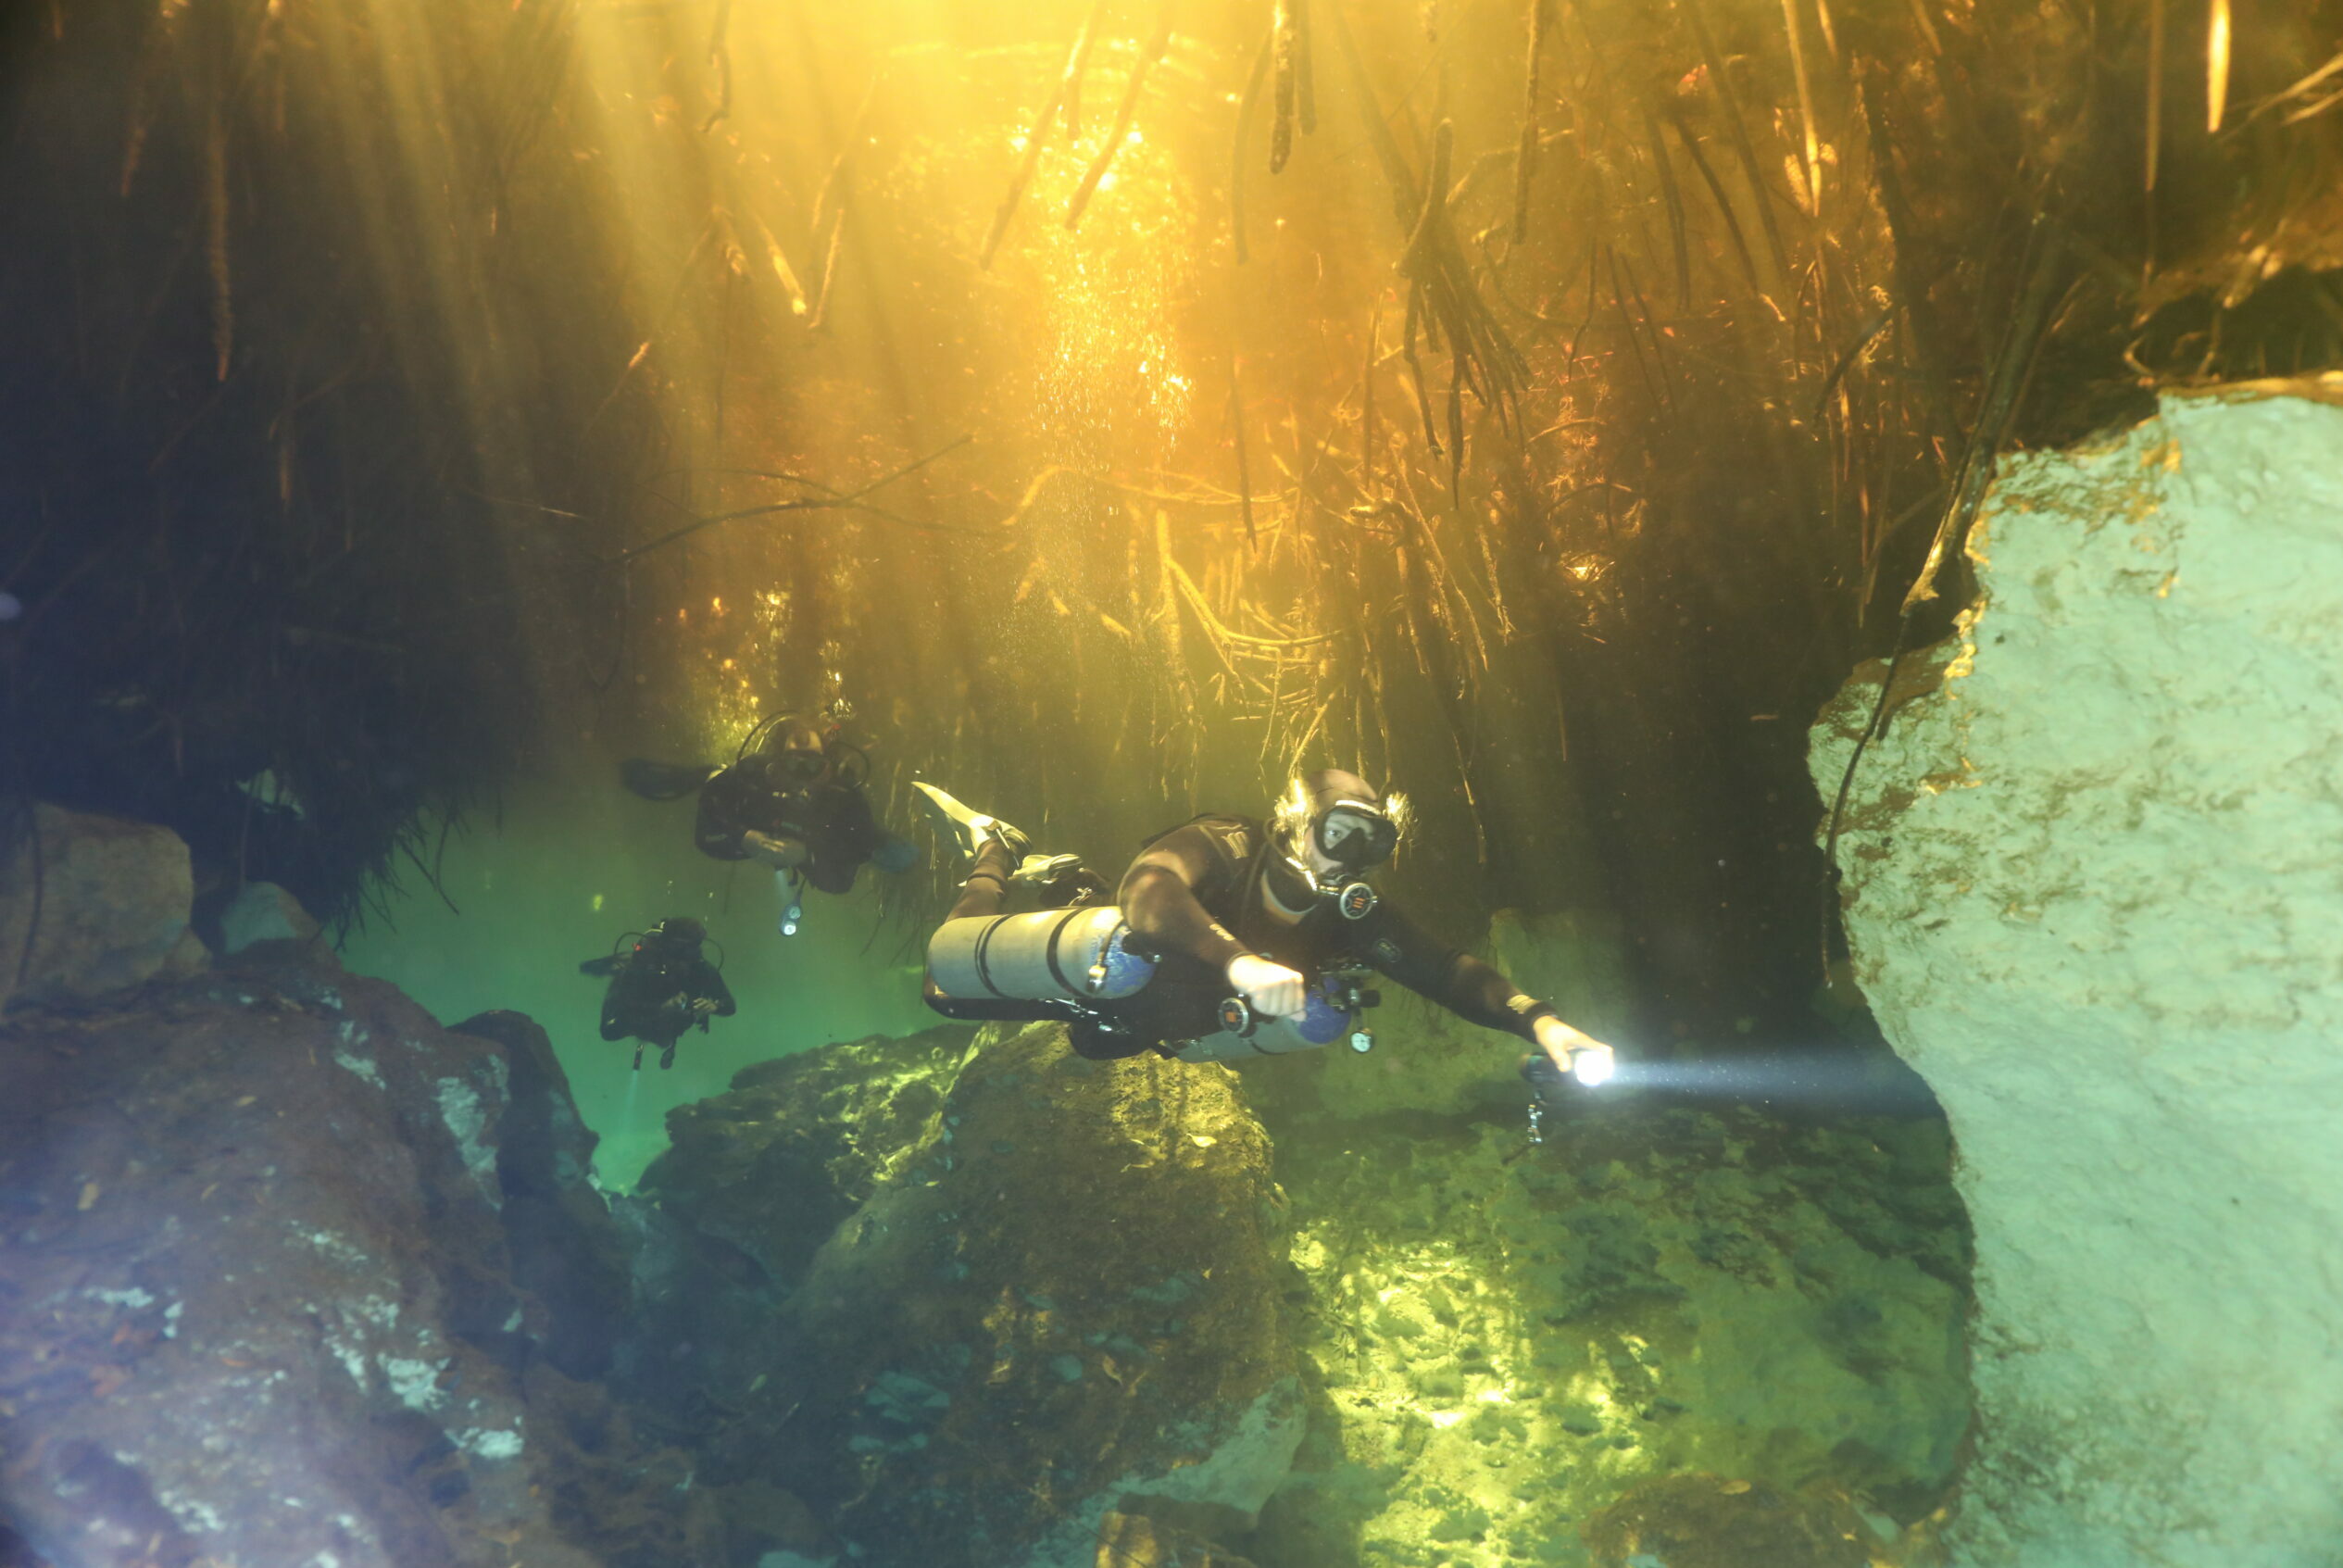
{"left": 621, "top": 710, "right": 921, "bottom": 935}
{"left": 578, "top": 916, "right": 737, "bottom": 1071}
{"left": 908, "top": 769, "right": 1617, "bottom": 1085}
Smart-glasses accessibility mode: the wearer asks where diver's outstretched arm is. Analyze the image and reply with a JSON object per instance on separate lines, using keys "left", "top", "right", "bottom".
{"left": 946, "top": 838, "right": 1019, "bottom": 922}
{"left": 1365, "top": 904, "right": 1614, "bottom": 1080}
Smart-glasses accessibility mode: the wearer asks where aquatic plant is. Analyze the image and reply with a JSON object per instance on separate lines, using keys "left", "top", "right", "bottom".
{"left": 3, "top": 0, "right": 2337, "bottom": 1034}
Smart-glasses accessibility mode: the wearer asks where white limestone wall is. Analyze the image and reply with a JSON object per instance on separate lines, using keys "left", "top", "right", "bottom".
{"left": 1809, "top": 380, "right": 2343, "bottom": 1568}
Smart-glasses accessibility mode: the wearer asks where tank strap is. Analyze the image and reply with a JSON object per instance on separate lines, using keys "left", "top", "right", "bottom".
{"left": 1043, "top": 909, "right": 1083, "bottom": 997}
{"left": 970, "top": 914, "right": 1020, "bottom": 998}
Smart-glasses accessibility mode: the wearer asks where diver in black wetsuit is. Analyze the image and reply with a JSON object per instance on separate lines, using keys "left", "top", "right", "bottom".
{"left": 623, "top": 713, "right": 921, "bottom": 928}
{"left": 909, "top": 770, "right": 1616, "bottom": 1084}
{"left": 578, "top": 916, "right": 737, "bottom": 1070}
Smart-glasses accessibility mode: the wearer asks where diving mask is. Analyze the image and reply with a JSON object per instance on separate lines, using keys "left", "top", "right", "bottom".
{"left": 1313, "top": 801, "right": 1397, "bottom": 872}
{"left": 765, "top": 747, "right": 828, "bottom": 789}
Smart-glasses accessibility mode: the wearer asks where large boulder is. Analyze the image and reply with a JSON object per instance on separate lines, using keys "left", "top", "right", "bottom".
{"left": 1251, "top": 1099, "right": 1970, "bottom": 1568}
{"left": 1808, "top": 381, "right": 2343, "bottom": 1568}
{"left": 641, "top": 1022, "right": 979, "bottom": 1289}
{"left": 609, "top": 1025, "right": 980, "bottom": 1475}
{"left": 449, "top": 1010, "right": 635, "bottom": 1380}
{"left": 1582, "top": 1473, "right": 1883, "bottom": 1568}
{"left": 0, "top": 804, "right": 201, "bottom": 1012}
{"left": 210, "top": 879, "right": 323, "bottom": 955}
{"left": 0, "top": 945, "right": 711, "bottom": 1568}
{"left": 659, "top": 1021, "right": 1307, "bottom": 1568}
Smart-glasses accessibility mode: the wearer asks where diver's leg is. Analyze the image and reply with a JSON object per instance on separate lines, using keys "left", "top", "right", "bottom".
{"left": 947, "top": 838, "right": 1018, "bottom": 921}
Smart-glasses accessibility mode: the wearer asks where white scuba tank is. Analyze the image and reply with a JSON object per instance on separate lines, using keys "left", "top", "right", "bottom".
{"left": 926, "top": 905, "right": 1156, "bottom": 1002}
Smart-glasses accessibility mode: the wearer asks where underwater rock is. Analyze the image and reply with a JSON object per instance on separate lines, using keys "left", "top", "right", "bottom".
{"left": 641, "top": 1022, "right": 978, "bottom": 1289}
{"left": 211, "top": 879, "right": 323, "bottom": 955}
{"left": 1093, "top": 1509, "right": 1259, "bottom": 1567}
{"left": 0, "top": 804, "right": 197, "bottom": 1013}
{"left": 672, "top": 1020, "right": 1303, "bottom": 1568}
{"left": 449, "top": 1010, "right": 634, "bottom": 1380}
{"left": 1582, "top": 1473, "right": 1877, "bottom": 1568}
{"left": 608, "top": 1024, "right": 980, "bottom": 1450}
{"left": 0, "top": 944, "right": 709, "bottom": 1568}
{"left": 1253, "top": 1100, "right": 1968, "bottom": 1568}
{"left": 1810, "top": 381, "right": 2343, "bottom": 1568}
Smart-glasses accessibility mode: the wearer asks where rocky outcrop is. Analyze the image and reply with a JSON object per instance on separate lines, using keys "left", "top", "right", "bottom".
{"left": 450, "top": 1010, "right": 635, "bottom": 1381}
{"left": 640, "top": 1021, "right": 1306, "bottom": 1568}
{"left": 1809, "top": 380, "right": 2343, "bottom": 1568}
{"left": 636, "top": 1014, "right": 1969, "bottom": 1568}
{"left": 1582, "top": 1473, "right": 1883, "bottom": 1568}
{"left": 1252, "top": 1098, "right": 1969, "bottom": 1568}
{"left": 642, "top": 1023, "right": 978, "bottom": 1290}
{"left": 0, "top": 945, "right": 712, "bottom": 1568}
{"left": 0, "top": 804, "right": 203, "bottom": 1013}
{"left": 210, "top": 879, "right": 323, "bottom": 954}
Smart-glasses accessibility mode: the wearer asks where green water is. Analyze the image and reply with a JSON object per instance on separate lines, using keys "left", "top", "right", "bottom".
{"left": 342, "top": 771, "right": 935, "bottom": 1188}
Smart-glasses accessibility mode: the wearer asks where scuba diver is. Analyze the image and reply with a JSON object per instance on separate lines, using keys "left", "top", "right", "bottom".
{"left": 578, "top": 916, "right": 737, "bottom": 1071}
{"left": 622, "top": 709, "right": 921, "bottom": 935}
{"left": 908, "top": 769, "right": 1617, "bottom": 1087}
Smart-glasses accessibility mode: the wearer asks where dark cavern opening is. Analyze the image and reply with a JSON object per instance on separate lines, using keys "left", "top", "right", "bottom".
{"left": 4, "top": 0, "right": 2340, "bottom": 1564}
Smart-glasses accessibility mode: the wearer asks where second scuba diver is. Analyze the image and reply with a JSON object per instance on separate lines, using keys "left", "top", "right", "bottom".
{"left": 623, "top": 710, "right": 921, "bottom": 934}
{"left": 908, "top": 769, "right": 1616, "bottom": 1085}
{"left": 578, "top": 916, "right": 737, "bottom": 1071}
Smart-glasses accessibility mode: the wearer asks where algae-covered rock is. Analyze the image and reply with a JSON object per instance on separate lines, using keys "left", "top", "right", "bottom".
{"left": 1583, "top": 1473, "right": 1878, "bottom": 1568}
{"left": 1255, "top": 1100, "right": 1969, "bottom": 1568}
{"left": 211, "top": 879, "right": 322, "bottom": 954}
{"left": 608, "top": 1023, "right": 973, "bottom": 1438}
{"left": 0, "top": 803, "right": 196, "bottom": 1012}
{"left": 1810, "top": 385, "right": 2343, "bottom": 1568}
{"left": 451, "top": 1009, "right": 633, "bottom": 1379}
{"left": 640, "top": 1022, "right": 976, "bottom": 1288}
{"left": 1095, "top": 1510, "right": 1259, "bottom": 1567}
{"left": 0, "top": 945, "right": 712, "bottom": 1568}
{"left": 759, "top": 1021, "right": 1305, "bottom": 1568}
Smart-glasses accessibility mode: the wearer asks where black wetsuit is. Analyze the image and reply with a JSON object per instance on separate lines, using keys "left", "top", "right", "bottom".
{"left": 1114, "top": 814, "right": 1558, "bottom": 1049}
{"left": 694, "top": 767, "right": 885, "bottom": 895}
{"left": 927, "top": 814, "right": 1558, "bottom": 1060}
{"left": 597, "top": 948, "right": 736, "bottom": 1054}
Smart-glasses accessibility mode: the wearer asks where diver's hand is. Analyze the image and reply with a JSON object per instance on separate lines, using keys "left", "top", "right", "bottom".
{"left": 689, "top": 997, "right": 720, "bottom": 1017}
{"left": 743, "top": 830, "right": 808, "bottom": 870}
{"left": 1533, "top": 1015, "right": 1616, "bottom": 1087}
{"left": 663, "top": 991, "right": 695, "bottom": 1016}
{"left": 1226, "top": 954, "right": 1309, "bottom": 1021}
